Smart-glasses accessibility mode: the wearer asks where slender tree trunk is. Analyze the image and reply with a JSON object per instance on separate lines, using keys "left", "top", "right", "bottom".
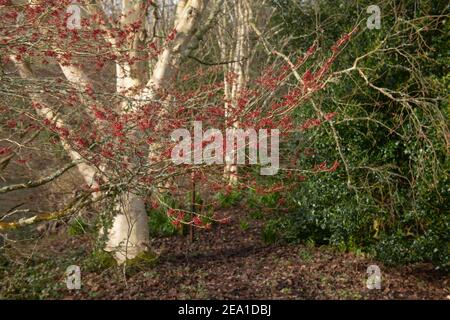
{"left": 221, "top": 0, "right": 250, "bottom": 184}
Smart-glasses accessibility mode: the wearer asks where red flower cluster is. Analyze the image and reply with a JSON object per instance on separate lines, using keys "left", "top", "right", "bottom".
{"left": 314, "top": 160, "right": 339, "bottom": 172}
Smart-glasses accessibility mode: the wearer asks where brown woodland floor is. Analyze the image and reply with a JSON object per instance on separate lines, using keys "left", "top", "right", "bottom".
{"left": 1, "top": 207, "right": 449, "bottom": 300}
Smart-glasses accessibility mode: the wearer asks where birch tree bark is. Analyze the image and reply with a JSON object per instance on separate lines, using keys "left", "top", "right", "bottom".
{"left": 100, "top": 0, "right": 151, "bottom": 263}
{"left": 105, "top": 0, "right": 210, "bottom": 263}
{"left": 219, "top": 0, "right": 250, "bottom": 184}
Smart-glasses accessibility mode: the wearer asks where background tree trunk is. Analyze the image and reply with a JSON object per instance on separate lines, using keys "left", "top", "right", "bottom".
{"left": 220, "top": 0, "right": 250, "bottom": 184}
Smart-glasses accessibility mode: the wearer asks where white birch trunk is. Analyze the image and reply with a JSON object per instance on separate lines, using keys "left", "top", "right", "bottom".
{"left": 221, "top": 0, "right": 250, "bottom": 184}
{"left": 104, "top": 191, "right": 149, "bottom": 263}
{"left": 105, "top": 0, "right": 209, "bottom": 263}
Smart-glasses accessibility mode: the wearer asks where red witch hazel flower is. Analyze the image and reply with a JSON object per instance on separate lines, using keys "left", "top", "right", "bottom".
{"left": 166, "top": 28, "right": 177, "bottom": 42}
{"left": 324, "top": 112, "right": 337, "bottom": 121}
{"left": 151, "top": 200, "right": 159, "bottom": 210}
{"left": 94, "top": 109, "right": 107, "bottom": 120}
{"left": 113, "top": 122, "right": 124, "bottom": 136}
{"left": 167, "top": 208, "right": 177, "bottom": 217}
{"left": 302, "top": 69, "right": 316, "bottom": 91}
{"left": 171, "top": 219, "right": 181, "bottom": 228}
{"left": 314, "top": 160, "right": 340, "bottom": 172}
{"left": 0, "top": 147, "right": 11, "bottom": 155}
{"left": 306, "top": 43, "right": 317, "bottom": 55}
{"left": 6, "top": 120, "right": 17, "bottom": 128}
{"left": 192, "top": 215, "right": 202, "bottom": 226}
